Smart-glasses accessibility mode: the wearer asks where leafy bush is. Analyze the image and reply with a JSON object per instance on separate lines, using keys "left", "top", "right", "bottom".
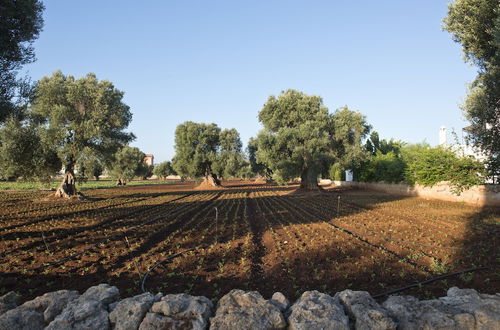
{"left": 357, "top": 140, "right": 485, "bottom": 194}
{"left": 329, "top": 163, "right": 344, "bottom": 181}
{"left": 405, "top": 146, "right": 485, "bottom": 194}
{"left": 359, "top": 151, "right": 405, "bottom": 183}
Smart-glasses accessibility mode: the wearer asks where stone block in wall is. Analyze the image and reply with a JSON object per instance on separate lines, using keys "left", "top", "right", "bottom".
{"left": 382, "top": 287, "right": 500, "bottom": 329}
{"left": 336, "top": 289, "right": 396, "bottom": 330}
{"left": 0, "top": 291, "right": 19, "bottom": 316}
{"left": 109, "top": 292, "right": 156, "bottom": 330}
{"left": 210, "top": 289, "right": 286, "bottom": 330}
{"left": 45, "top": 284, "right": 120, "bottom": 330}
{"left": 287, "top": 290, "right": 349, "bottom": 330}
{"left": 139, "top": 293, "right": 213, "bottom": 330}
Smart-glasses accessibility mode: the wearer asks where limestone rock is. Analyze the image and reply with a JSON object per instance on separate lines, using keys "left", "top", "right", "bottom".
{"left": 22, "top": 289, "right": 79, "bottom": 324}
{"left": 383, "top": 295, "right": 465, "bottom": 329}
{"left": 80, "top": 283, "right": 119, "bottom": 307}
{"left": 0, "top": 291, "right": 19, "bottom": 316}
{"left": 0, "top": 306, "right": 44, "bottom": 330}
{"left": 45, "top": 298, "right": 110, "bottom": 330}
{"left": 139, "top": 293, "right": 213, "bottom": 330}
{"left": 383, "top": 287, "right": 500, "bottom": 330}
{"left": 210, "top": 289, "right": 286, "bottom": 330}
{"left": 270, "top": 292, "right": 290, "bottom": 312}
{"left": 139, "top": 312, "right": 179, "bottom": 329}
{"left": 109, "top": 292, "right": 155, "bottom": 330}
{"left": 336, "top": 290, "right": 396, "bottom": 330}
{"left": 287, "top": 290, "right": 349, "bottom": 330}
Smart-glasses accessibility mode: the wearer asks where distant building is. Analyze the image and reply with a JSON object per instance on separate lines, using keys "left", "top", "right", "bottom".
{"left": 144, "top": 154, "right": 154, "bottom": 166}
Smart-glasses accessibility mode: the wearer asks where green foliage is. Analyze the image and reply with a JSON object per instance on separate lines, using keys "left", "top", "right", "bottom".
{"left": 0, "top": 116, "right": 60, "bottom": 184}
{"left": 443, "top": 0, "right": 498, "bottom": 68}
{"left": 405, "top": 146, "right": 485, "bottom": 194}
{"left": 172, "top": 121, "right": 220, "bottom": 179}
{"left": 358, "top": 151, "right": 406, "bottom": 183}
{"left": 328, "top": 163, "right": 344, "bottom": 181}
{"left": 172, "top": 122, "right": 245, "bottom": 183}
{"left": 247, "top": 137, "right": 272, "bottom": 179}
{"left": 31, "top": 71, "right": 135, "bottom": 175}
{"left": 331, "top": 106, "right": 371, "bottom": 170}
{"left": 255, "top": 90, "right": 369, "bottom": 188}
{"left": 109, "top": 146, "right": 146, "bottom": 184}
{"left": 212, "top": 128, "right": 246, "bottom": 179}
{"left": 365, "top": 131, "right": 404, "bottom": 156}
{"left": 153, "top": 161, "right": 176, "bottom": 180}
{"left": 0, "top": 0, "right": 44, "bottom": 121}
{"left": 358, "top": 131, "right": 406, "bottom": 183}
{"left": 358, "top": 138, "right": 485, "bottom": 194}
{"left": 443, "top": 0, "right": 500, "bottom": 180}
{"left": 76, "top": 148, "right": 104, "bottom": 182}
{"left": 137, "top": 164, "right": 154, "bottom": 180}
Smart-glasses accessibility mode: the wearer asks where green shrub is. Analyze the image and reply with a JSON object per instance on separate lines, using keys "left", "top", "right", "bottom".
{"left": 358, "top": 151, "right": 405, "bottom": 183}
{"left": 405, "top": 146, "right": 485, "bottom": 194}
{"left": 329, "top": 163, "right": 344, "bottom": 181}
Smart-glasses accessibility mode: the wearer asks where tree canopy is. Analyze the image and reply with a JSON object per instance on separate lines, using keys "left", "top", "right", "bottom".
{"left": 0, "top": 116, "right": 60, "bottom": 183}
{"left": 172, "top": 122, "right": 246, "bottom": 185}
{"left": 443, "top": 0, "right": 500, "bottom": 180}
{"left": 172, "top": 121, "right": 221, "bottom": 185}
{"left": 212, "top": 128, "right": 246, "bottom": 179}
{"left": 0, "top": 0, "right": 44, "bottom": 121}
{"left": 153, "top": 161, "right": 176, "bottom": 180}
{"left": 247, "top": 137, "right": 272, "bottom": 179}
{"left": 31, "top": 71, "right": 134, "bottom": 196}
{"left": 255, "top": 89, "right": 370, "bottom": 189}
{"left": 109, "top": 146, "right": 145, "bottom": 185}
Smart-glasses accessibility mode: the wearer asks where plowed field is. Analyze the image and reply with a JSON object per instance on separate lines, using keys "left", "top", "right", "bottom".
{"left": 1, "top": 181, "right": 498, "bottom": 302}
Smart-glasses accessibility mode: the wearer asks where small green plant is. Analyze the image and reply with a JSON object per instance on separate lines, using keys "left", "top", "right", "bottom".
{"left": 430, "top": 258, "right": 449, "bottom": 275}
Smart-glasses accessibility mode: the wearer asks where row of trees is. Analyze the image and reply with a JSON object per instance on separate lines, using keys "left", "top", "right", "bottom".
{"left": 170, "top": 89, "right": 370, "bottom": 189}
{"left": 169, "top": 90, "right": 486, "bottom": 194}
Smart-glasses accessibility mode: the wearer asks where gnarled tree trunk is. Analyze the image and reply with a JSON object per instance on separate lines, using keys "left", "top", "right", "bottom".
{"left": 203, "top": 173, "right": 221, "bottom": 186}
{"left": 116, "top": 178, "right": 126, "bottom": 185}
{"left": 300, "top": 167, "right": 320, "bottom": 190}
{"left": 55, "top": 171, "right": 78, "bottom": 198}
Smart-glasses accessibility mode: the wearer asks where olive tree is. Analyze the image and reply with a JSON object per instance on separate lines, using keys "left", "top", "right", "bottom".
{"left": 153, "top": 161, "right": 176, "bottom": 180}
{"left": 0, "top": 0, "right": 44, "bottom": 121}
{"left": 212, "top": 128, "right": 246, "bottom": 179}
{"left": 172, "top": 122, "right": 246, "bottom": 186}
{"left": 31, "top": 71, "right": 134, "bottom": 197}
{"left": 0, "top": 116, "right": 60, "bottom": 183}
{"left": 247, "top": 137, "right": 272, "bottom": 180}
{"left": 256, "top": 89, "right": 370, "bottom": 189}
{"left": 75, "top": 147, "right": 104, "bottom": 182}
{"left": 109, "top": 146, "right": 145, "bottom": 185}
{"left": 443, "top": 0, "right": 500, "bottom": 180}
{"left": 172, "top": 122, "right": 221, "bottom": 186}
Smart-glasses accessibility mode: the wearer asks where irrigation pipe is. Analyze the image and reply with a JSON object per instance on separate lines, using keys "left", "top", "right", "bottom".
{"left": 372, "top": 266, "right": 493, "bottom": 299}
{"left": 140, "top": 245, "right": 207, "bottom": 293}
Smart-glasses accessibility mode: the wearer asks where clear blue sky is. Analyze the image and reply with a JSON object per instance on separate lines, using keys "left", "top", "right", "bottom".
{"left": 25, "top": 0, "right": 477, "bottom": 162}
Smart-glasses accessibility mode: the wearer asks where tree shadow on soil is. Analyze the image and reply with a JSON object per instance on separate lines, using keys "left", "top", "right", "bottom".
{"left": 1, "top": 183, "right": 498, "bottom": 304}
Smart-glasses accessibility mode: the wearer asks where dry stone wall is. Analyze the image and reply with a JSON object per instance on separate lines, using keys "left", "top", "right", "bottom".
{"left": 330, "top": 181, "right": 500, "bottom": 207}
{"left": 0, "top": 284, "right": 499, "bottom": 329}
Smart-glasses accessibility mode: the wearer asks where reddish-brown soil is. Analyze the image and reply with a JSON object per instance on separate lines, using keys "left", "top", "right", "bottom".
{"left": 0, "top": 180, "right": 498, "bottom": 303}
